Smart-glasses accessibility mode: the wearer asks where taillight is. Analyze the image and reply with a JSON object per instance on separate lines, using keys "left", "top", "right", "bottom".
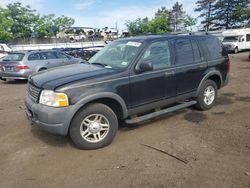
{"left": 16, "top": 65, "right": 29, "bottom": 70}
{"left": 227, "top": 58, "right": 231, "bottom": 72}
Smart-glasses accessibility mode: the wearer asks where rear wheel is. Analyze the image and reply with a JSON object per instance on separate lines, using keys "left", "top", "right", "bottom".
{"left": 195, "top": 80, "right": 217, "bottom": 111}
{"left": 69, "top": 103, "right": 118, "bottom": 150}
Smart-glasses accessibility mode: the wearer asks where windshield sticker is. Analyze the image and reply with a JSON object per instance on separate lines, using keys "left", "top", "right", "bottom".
{"left": 126, "top": 41, "right": 142, "bottom": 47}
{"left": 121, "top": 62, "right": 128, "bottom": 66}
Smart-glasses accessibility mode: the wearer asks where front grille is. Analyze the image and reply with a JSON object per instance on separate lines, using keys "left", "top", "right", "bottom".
{"left": 27, "top": 83, "right": 41, "bottom": 102}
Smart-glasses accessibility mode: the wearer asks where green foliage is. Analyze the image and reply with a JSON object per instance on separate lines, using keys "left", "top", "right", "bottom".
{"left": 0, "top": 8, "right": 13, "bottom": 41}
{"left": 0, "top": 2, "right": 75, "bottom": 41}
{"left": 34, "top": 14, "right": 75, "bottom": 37}
{"left": 184, "top": 15, "right": 197, "bottom": 31}
{"left": 195, "top": 0, "right": 250, "bottom": 30}
{"left": 169, "top": 2, "right": 185, "bottom": 32}
{"left": 126, "top": 7, "right": 170, "bottom": 35}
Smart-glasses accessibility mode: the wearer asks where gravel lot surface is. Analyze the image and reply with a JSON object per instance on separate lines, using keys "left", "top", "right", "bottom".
{"left": 0, "top": 52, "right": 250, "bottom": 188}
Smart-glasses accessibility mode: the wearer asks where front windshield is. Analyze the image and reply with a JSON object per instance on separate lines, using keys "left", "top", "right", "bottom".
{"left": 3, "top": 53, "right": 25, "bottom": 61}
{"left": 89, "top": 40, "right": 143, "bottom": 69}
{"left": 223, "top": 36, "right": 239, "bottom": 42}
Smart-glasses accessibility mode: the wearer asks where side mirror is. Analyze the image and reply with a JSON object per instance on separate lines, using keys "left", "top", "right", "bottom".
{"left": 137, "top": 61, "right": 153, "bottom": 73}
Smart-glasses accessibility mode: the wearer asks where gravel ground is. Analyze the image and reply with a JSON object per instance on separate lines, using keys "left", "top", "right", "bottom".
{"left": 0, "top": 52, "right": 250, "bottom": 188}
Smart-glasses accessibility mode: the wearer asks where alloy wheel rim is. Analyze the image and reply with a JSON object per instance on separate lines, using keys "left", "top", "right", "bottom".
{"left": 203, "top": 86, "right": 215, "bottom": 105}
{"left": 80, "top": 114, "right": 110, "bottom": 143}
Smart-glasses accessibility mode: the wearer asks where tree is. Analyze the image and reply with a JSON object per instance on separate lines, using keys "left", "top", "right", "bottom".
{"left": 184, "top": 15, "right": 197, "bottom": 31}
{"left": 0, "top": 8, "right": 13, "bottom": 41}
{"left": 212, "top": 0, "right": 250, "bottom": 29}
{"left": 195, "top": 0, "right": 216, "bottom": 31}
{"left": 125, "top": 8, "right": 170, "bottom": 35}
{"left": 169, "top": 2, "right": 186, "bottom": 32}
{"left": 0, "top": 2, "right": 75, "bottom": 40}
{"left": 6, "top": 2, "right": 39, "bottom": 38}
{"left": 33, "top": 14, "right": 75, "bottom": 37}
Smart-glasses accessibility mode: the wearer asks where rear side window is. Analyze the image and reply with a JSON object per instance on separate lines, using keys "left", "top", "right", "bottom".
{"left": 204, "top": 37, "right": 223, "bottom": 60}
{"left": 39, "top": 52, "right": 57, "bottom": 60}
{"left": 191, "top": 40, "right": 202, "bottom": 63}
{"left": 56, "top": 52, "right": 69, "bottom": 59}
{"left": 140, "top": 40, "right": 171, "bottom": 70}
{"left": 246, "top": 34, "right": 250, "bottom": 42}
{"left": 28, "top": 53, "right": 41, "bottom": 61}
{"left": 175, "top": 39, "right": 193, "bottom": 65}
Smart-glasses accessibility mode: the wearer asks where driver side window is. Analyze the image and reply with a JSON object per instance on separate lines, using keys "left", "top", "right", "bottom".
{"left": 140, "top": 40, "right": 171, "bottom": 70}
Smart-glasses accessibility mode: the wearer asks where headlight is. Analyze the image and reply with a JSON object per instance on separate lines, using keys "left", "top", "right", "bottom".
{"left": 39, "top": 90, "right": 69, "bottom": 107}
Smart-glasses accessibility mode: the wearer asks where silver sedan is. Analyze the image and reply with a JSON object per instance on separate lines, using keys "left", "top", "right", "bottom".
{"left": 0, "top": 50, "right": 83, "bottom": 81}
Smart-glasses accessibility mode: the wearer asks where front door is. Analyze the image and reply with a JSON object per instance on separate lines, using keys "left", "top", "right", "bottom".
{"left": 129, "top": 40, "right": 176, "bottom": 108}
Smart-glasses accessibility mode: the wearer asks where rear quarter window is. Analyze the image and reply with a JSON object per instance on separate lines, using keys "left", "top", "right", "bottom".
{"left": 204, "top": 37, "right": 223, "bottom": 60}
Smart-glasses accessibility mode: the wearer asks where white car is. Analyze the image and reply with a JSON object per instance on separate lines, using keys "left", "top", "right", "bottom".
{"left": 0, "top": 43, "right": 12, "bottom": 59}
{"left": 222, "top": 28, "right": 250, "bottom": 53}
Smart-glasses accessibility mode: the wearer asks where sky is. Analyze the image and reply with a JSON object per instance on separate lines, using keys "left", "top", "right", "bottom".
{"left": 0, "top": 0, "right": 199, "bottom": 30}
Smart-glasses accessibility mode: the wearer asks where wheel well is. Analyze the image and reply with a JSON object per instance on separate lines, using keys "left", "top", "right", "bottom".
{"left": 74, "top": 98, "right": 124, "bottom": 120}
{"left": 207, "top": 75, "right": 221, "bottom": 89}
{"left": 92, "top": 98, "right": 124, "bottom": 119}
{"left": 38, "top": 67, "right": 47, "bottom": 71}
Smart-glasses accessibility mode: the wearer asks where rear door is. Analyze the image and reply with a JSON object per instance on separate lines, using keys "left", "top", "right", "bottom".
{"left": 39, "top": 52, "right": 61, "bottom": 68}
{"left": 129, "top": 40, "right": 176, "bottom": 108}
{"left": 174, "top": 38, "right": 207, "bottom": 96}
{"left": 55, "top": 51, "right": 73, "bottom": 65}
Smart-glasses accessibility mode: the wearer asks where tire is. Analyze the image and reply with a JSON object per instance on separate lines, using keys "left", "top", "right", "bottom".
{"left": 234, "top": 47, "right": 238, "bottom": 54}
{"left": 69, "top": 103, "right": 118, "bottom": 150}
{"left": 195, "top": 80, "right": 218, "bottom": 111}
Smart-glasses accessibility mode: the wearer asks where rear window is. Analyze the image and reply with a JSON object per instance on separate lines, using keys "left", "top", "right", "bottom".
{"left": 2, "top": 53, "right": 25, "bottom": 61}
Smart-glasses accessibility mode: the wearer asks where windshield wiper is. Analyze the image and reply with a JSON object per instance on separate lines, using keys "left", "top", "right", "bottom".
{"left": 91, "top": 62, "right": 111, "bottom": 68}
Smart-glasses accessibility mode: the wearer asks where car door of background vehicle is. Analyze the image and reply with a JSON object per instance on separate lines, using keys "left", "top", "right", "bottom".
{"left": 55, "top": 52, "right": 72, "bottom": 65}
{"left": 129, "top": 40, "right": 176, "bottom": 108}
{"left": 174, "top": 38, "right": 207, "bottom": 96}
{"left": 39, "top": 52, "right": 61, "bottom": 68}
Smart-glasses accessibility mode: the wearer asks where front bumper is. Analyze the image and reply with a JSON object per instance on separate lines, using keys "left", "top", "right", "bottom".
{"left": 24, "top": 94, "right": 73, "bottom": 135}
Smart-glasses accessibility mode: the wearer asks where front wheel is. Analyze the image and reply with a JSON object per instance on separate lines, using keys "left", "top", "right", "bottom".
{"left": 69, "top": 103, "right": 118, "bottom": 150}
{"left": 195, "top": 80, "right": 218, "bottom": 111}
{"left": 234, "top": 47, "right": 239, "bottom": 54}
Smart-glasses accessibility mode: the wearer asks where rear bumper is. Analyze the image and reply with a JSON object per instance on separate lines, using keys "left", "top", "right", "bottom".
{"left": 222, "top": 74, "right": 230, "bottom": 87}
{"left": 0, "top": 70, "right": 34, "bottom": 80}
{"left": 24, "top": 95, "right": 73, "bottom": 135}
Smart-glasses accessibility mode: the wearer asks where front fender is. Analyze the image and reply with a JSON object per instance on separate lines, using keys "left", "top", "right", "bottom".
{"left": 61, "top": 92, "right": 128, "bottom": 134}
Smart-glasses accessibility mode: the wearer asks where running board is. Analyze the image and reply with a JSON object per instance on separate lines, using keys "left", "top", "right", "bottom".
{"left": 125, "top": 101, "right": 197, "bottom": 124}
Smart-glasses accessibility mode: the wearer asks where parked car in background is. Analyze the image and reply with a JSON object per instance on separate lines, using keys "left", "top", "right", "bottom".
{"left": 0, "top": 50, "right": 83, "bottom": 81}
{"left": 0, "top": 43, "right": 12, "bottom": 59}
{"left": 222, "top": 28, "right": 250, "bottom": 53}
{"left": 24, "top": 35, "right": 230, "bottom": 150}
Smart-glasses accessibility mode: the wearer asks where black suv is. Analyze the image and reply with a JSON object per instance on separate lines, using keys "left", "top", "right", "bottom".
{"left": 25, "top": 35, "right": 230, "bottom": 149}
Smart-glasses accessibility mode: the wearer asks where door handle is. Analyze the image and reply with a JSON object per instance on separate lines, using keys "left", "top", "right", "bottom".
{"left": 165, "top": 71, "right": 175, "bottom": 77}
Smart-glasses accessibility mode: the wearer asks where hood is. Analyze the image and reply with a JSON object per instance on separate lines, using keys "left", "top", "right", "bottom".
{"left": 222, "top": 41, "right": 238, "bottom": 45}
{"left": 29, "top": 63, "right": 118, "bottom": 90}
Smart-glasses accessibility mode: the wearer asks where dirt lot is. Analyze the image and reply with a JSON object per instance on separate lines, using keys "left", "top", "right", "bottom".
{"left": 0, "top": 52, "right": 250, "bottom": 188}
